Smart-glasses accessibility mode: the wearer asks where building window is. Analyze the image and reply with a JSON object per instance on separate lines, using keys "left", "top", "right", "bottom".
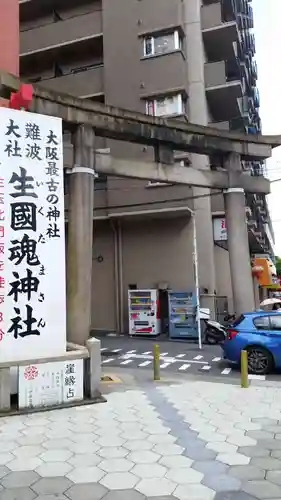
{"left": 146, "top": 94, "right": 185, "bottom": 118}
{"left": 143, "top": 31, "right": 182, "bottom": 57}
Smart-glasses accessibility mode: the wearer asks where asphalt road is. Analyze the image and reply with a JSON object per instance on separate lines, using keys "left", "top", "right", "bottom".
{"left": 96, "top": 333, "right": 276, "bottom": 383}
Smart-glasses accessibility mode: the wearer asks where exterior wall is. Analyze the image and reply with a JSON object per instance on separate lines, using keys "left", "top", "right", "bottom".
{"left": 90, "top": 216, "right": 194, "bottom": 333}
{"left": 0, "top": 0, "right": 19, "bottom": 75}
{"left": 214, "top": 245, "right": 233, "bottom": 313}
{"left": 121, "top": 217, "right": 194, "bottom": 330}
{"left": 91, "top": 220, "right": 116, "bottom": 332}
{"left": 183, "top": 0, "right": 216, "bottom": 300}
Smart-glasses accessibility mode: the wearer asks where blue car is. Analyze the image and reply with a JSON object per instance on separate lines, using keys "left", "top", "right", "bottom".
{"left": 222, "top": 311, "right": 281, "bottom": 375}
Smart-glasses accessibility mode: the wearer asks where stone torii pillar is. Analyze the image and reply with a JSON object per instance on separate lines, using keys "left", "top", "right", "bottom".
{"left": 66, "top": 125, "right": 96, "bottom": 345}
{"left": 224, "top": 153, "right": 255, "bottom": 315}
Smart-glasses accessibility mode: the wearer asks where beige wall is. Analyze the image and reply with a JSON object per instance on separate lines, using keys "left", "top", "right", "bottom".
{"left": 214, "top": 245, "right": 233, "bottom": 313}
{"left": 91, "top": 220, "right": 116, "bottom": 332}
{"left": 121, "top": 217, "right": 193, "bottom": 329}
{"left": 90, "top": 216, "right": 194, "bottom": 332}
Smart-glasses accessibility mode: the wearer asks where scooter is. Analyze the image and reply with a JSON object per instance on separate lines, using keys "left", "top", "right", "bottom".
{"left": 203, "top": 319, "right": 226, "bottom": 345}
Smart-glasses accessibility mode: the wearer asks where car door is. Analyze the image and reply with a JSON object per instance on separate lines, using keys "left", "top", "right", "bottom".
{"left": 266, "top": 315, "right": 281, "bottom": 363}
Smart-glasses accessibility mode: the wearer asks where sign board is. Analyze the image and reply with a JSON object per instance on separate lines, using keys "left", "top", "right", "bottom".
{"left": 18, "top": 359, "right": 83, "bottom": 409}
{"left": 0, "top": 107, "right": 66, "bottom": 363}
{"left": 213, "top": 217, "right": 227, "bottom": 241}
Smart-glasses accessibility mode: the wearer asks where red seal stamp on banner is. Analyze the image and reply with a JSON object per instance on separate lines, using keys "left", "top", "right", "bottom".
{"left": 24, "top": 366, "right": 38, "bottom": 381}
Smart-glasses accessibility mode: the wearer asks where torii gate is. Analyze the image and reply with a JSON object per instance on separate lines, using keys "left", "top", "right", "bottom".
{"left": 0, "top": 62, "right": 280, "bottom": 343}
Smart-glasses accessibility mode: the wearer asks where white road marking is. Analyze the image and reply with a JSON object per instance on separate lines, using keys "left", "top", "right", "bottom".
{"left": 139, "top": 360, "right": 152, "bottom": 367}
{"left": 176, "top": 354, "right": 186, "bottom": 358}
{"left": 102, "top": 358, "right": 114, "bottom": 364}
{"left": 160, "top": 362, "right": 171, "bottom": 368}
{"left": 161, "top": 352, "right": 169, "bottom": 356}
{"left": 248, "top": 374, "right": 266, "bottom": 381}
{"left": 194, "top": 355, "right": 204, "bottom": 360}
{"left": 221, "top": 368, "right": 232, "bottom": 375}
{"left": 126, "top": 350, "right": 136, "bottom": 354}
{"left": 179, "top": 364, "right": 191, "bottom": 371}
{"left": 120, "top": 353, "right": 207, "bottom": 364}
{"left": 142, "top": 351, "right": 152, "bottom": 355}
{"left": 112, "top": 349, "right": 122, "bottom": 353}
{"left": 120, "top": 359, "right": 133, "bottom": 365}
{"left": 212, "top": 357, "right": 221, "bottom": 362}
{"left": 201, "top": 365, "right": 211, "bottom": 371}
{"left": 108, "top": 333, "right": 117, "bottom": 337}
{"left": 100, "top": 348, "right": 107, "bottom": 352}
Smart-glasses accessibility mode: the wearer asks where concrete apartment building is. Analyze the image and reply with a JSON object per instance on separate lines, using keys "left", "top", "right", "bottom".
{"left": 19, "top": 0, "right": 275, "bottom": 333}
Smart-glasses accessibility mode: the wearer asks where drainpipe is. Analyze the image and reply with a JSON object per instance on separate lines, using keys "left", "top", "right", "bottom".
{"left": 111, "top": 220, "right": 121, "bottom": 333}
{"left": 117, "top": 220, "right": 124, "bottom": 334}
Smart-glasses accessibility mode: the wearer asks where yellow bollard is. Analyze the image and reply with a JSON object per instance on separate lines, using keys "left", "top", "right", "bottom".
{"left": 241, "top": 350, "right": 249, "bottom": 388}
{"left": 153, "top": 344, "right": 160, "bottom": 381}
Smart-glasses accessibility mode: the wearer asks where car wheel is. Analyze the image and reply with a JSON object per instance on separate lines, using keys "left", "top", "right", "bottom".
{"left": 246, "top": 346, "right": 274, "bottom": 375}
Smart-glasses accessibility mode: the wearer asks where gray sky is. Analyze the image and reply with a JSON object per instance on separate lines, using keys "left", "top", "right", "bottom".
{"left": 253, "top": 0, "right": 281, "bottom": 254}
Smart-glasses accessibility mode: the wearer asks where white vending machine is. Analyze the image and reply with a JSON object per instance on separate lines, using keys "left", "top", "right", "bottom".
{"left": 128, "top": 289, "right": 160, "bottom": 336}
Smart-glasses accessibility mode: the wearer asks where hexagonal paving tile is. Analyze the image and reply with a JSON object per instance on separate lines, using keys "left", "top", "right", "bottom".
{"left": 0, "top": 442, "right": 18, "bottom": 454}
{"left": 70, "top": 433, "right": 99, "bottom": 443}
{"left": 120, "top": 431, "right": 149, "bottom": 441}
{"left": 147, "top": 434, "right": 176, "bottom": 445}
{"left": 228, "top": 465, "right": 265, "bottom": 480}
{"left": 36, "top": 462, "right": 73, "bottom": 477}
{"left": 166, "top": 468, "right": 203, "bottom": 484}
{"left": 96, "top": 437, "right": 125, "bottom": 448}
{"left": 68, "top": 454, "right": 101, "bottom": 467}
{"left": 99, "top": 458, "right": 134, "bottom": 473}
{"left": 152, "top": 444, "right": 184, "bottom": 457}
{"left": 131, "top": 464, "right": 167, "bottom": 479}
{"left": 94, "top": 428, "right": 122, "bottom": 438}
{"left": 213, "top": 492, "right": 258, "bottom": 500}
{"left": 40, "top": 449, "right": 73, "bottom": 463}
{"left": 174, "top": 483, "right": 215, "bottom": 500}
{"left": 251, "top": 457, "right": 281, "bottom": 470}
{"left": 0, "top": 487, "right": 37, "bottom": 500}
{"left": 16, "top": 435, "right": 46, "bottom": 446}
{"left": 67, "top": 442, "right": 100, "bottom": 454}
{"left": 123, "top": 441, "right": 154, "bottom": 452}
{"left": 206, "top": 443, "right": 238, "bottom": 454}
{"left": 238, "top": 446, "right": 270, "bottom": 458}
{"left": 246, "top": 430, "right": 274, "bottom": 440}
{"left": 0, "top": 467, "right": 9, "bottom": 480}
{"left": 32, "top": 477, "right": 73, "bottom": 495}
{"left": 102, "top": 490, "right": 146, "bottom": 500}
{"left": 242, "top": 479, "right": 281, "bottom": 499}
{"left": 67, "top": 466, "right": 105, "bottom": 484}
{"left": 7, "top": 457, "right": 44, "bottom": 471}
{"left": 0, "top": 454, "right": 14, "bottom": 466}
{"left": 100, "top": 472, "right": 139, "bottom": 490}
{"left": 216, "top": 454, "right": 250, "bottom": 466}
{"left": 1, "top": 471, "right": 40, "bottom": 488}
{"left": 65, "top": 482, "right": 109, "bottom": 500}
{"left": 159, "top": 455, "right": 193, "bottom": 469}
{"left": 198, "top": 433, "right": 226, "bottom": 443}
{"left": 98, "top": 447, "right": 129, "bottom": 458}
{"left": 226, "top": 435, "right": 257, "bottom": 447}
{"left": 266, "top": 470, "right": 281, "bottom": 486}
{"left": 127, "top": 451, "right": 160, "bottom": 464}
{"left": 42, "top": 439, "right": 73, "bottom": 450}
{"left": 136, "top": 478, "right": 176, "bottom": 496}
{"left": 13, "top": 446, "right": 43, "bottom": 458}
{"left": 202, "top": 474, "right": 241, "bottom": 492}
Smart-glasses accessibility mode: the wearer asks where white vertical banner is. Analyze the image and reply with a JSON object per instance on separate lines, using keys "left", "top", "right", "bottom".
{"left": 0, "top": 108, "right": 66, "bottom": 363}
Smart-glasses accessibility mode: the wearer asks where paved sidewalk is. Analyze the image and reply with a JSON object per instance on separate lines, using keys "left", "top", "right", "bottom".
{"left": 0, "top": 381, "right": 281, "bottom": 499}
